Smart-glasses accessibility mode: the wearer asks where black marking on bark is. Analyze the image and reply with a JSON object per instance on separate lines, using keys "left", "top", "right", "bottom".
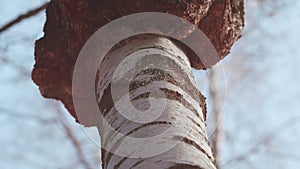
{"left": 173, "top": 136, "right": 214, "bottom": 163}
{"left": 105, "top": 121, "right": 172, "bottom": 168}
{"left": 130, "top": 159, "right": 145, "bottom": 169}
{"left": 132, "top": 88, "right": 203, "bottom": 121}
{"left": 129, "top": 68, "right": 178, "bottom": 91}
{"left": 126, "top": 121, "right": 171, "bottom": 136}
{"left": 187, "top": 116, "right": 204, "bottom": 132}
{"left": 198, "top": 91, "right": 207, "bottom": 121}
{"left": 168, "top": 164, "right": 205, "bottom": 169}
{"left": 98, "top": 84, "right": 113, "bottom": 116}
{"left": 113, "top": 156, "right": 127, "bottom": 169}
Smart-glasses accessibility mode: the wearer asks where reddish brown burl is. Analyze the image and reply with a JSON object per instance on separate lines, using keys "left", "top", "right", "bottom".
{"left": 32, "top": 0, "right": 244, "bottom": 124}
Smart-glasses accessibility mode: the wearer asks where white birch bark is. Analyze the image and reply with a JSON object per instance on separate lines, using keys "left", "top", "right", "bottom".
{"left": 95, "top": 34, "right": 216, "bottom": 169}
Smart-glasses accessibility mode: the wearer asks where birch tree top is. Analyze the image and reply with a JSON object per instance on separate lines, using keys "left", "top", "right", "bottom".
{"left": 32, "top": 0, "right": 244, "bottom": 124}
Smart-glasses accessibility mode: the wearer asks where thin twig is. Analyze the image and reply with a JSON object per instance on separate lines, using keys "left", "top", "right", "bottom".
{"left": 222, "top": 117, "right": 300, "bottom": 167}
{"left": 53, "top": 104, "right": 93, "bottom": 169}
{"left": 0, "top": 2, "right": 49, "bottom": 33}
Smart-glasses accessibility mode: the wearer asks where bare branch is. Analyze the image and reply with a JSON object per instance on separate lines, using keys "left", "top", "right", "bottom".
{"left": 0, "top": 2, "right": 49, "bottom": 33}
{"left": 53, "top": 105, "right": 93, "bottom": 169}
{"left": 222, "top": 117, "right": 300, "bottom": 166}
{"left": 0, "top": 106, "right": 57, "bottom": 124}
{"left": 0, "top": 56, "right": 31, "bottom": 78}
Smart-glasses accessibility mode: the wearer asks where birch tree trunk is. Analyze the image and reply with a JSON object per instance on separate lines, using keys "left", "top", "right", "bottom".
{"left": 31, "top": 1, "right": 244, "bottom": 169}
{"left": 95, "top": 34, "right": 216, "bottom": 169}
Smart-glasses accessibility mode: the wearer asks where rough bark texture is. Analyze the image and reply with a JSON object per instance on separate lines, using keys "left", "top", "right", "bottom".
{"left": 96, "top": 34, "right": 216, "bottom": 169}
{"left": 32, "top": 0, "right": 244, "bottom": 122}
